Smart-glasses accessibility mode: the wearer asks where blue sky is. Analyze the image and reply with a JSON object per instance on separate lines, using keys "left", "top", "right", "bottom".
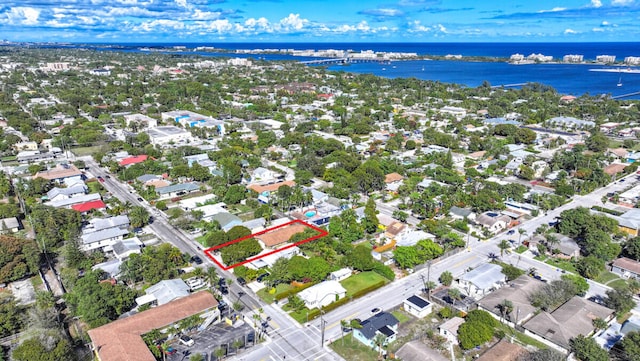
{"left": 1, "top": 0, "right": 638, "bottom": 43}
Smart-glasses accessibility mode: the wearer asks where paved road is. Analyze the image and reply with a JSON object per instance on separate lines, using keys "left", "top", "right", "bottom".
{"left": 83, "top": 157, "right": 340, "bottom": 361}
{"left": 318, "top": 170, "right": 640, "bottom": 342}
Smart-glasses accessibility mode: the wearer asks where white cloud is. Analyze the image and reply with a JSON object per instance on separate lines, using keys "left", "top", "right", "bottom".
{"left": 564, "top": 28, "right": 577, "bottom": 34}
{"left": 244, "top": 17, "right": 270, "bottom": 31}
{"left": 538, "top": 7, "right": 567, "bottom": 13}
{"left": 592, "top": 27, "right": 605, "bottom": 31}
{"left": 591, "top": 0, "right": 602, "bottom": 7}
{"left": 175, "top": 0, "right": 188, "bottom": 8}
{"left": 191, "top": 9, "right": 222, "bottom": 21}
{"left": 612, "top": 0, "right": 634, "bottom": 5}
{"left": 278, "top": 13, "right": 308, "bottom": 31}
{"left": 437, "top": 24, "right": 447, "bottom": 33}
{"left": 7, "top": 7, "right": 41, "bottom": 25}
{"left": 203, "top": 19, "right": 234, "bottom": 33}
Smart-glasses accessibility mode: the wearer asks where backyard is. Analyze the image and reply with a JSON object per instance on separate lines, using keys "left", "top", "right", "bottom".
{"left": 256, "top": 283, "right": 295, "bottom": 304}
{"left": 330, "top": 333, "right": 380, "bottom": 361}
{"left": 341, "top": 271, "right": 388, "bottom": 297}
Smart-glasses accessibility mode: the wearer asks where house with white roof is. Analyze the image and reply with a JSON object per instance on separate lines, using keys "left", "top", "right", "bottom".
{"left": 46, "top": 184, "right": 88, "bottom": 202}
{"left": 298, "top": 280, "right": 346, "bottom": 309}
{"left": 458, "top": 263, "right": 506, "bottom": 298}
{"left": 135, "top": 279, "right": 191, "bottom": 307}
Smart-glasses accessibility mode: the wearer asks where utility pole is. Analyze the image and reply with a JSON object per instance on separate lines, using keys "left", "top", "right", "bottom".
{"left": 320, "top": 312, "right": 327, "bottom": 347}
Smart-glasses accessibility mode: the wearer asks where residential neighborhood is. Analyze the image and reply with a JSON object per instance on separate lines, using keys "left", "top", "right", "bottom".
{"left": 0, "top": 44, "right": 640, "bottom": 361}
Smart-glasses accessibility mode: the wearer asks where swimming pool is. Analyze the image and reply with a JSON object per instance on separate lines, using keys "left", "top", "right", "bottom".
{"left": 305, "top": 210, "right": 317, "bottom": 217}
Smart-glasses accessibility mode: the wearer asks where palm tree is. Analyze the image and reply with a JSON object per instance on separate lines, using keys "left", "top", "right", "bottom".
{"left": 498, "top": 239, "right": 511, "bottom": 257}
{"left": 546, "top": 235, "right": 560, "bottom": 252}
{"left": 426, "top": 281, "right": 437, "bottom": 301}
{"left": 214, "top": 347, "right": 225, "bottom": 360}
{"left": 518, "top": 228, "right": 527, "bottom": 246}
{"left": 447, "top": 288, "right": 461, "bottom": 305}
{"left": 232, "top": 339, "right": 243, "bottom": 353}
{"left": 129, "top": 205, "right": 150, "bottom": 228}
{"left": 497, "top": 299, "right": 514, "bottom": 323}
{"left": 592, "top": 318, "right": 608, "bottom": 334}
{"left": 372, "top": 333, "right": 387, "bottom": 359}
{"left": 340, "top": 320, "right": 350, "bottom": 346}
{"left": 206, "top": 267, "right": 219, "bottom": 288}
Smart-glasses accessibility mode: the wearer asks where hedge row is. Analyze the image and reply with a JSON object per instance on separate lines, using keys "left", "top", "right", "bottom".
{"left": 275, "top": 282, "right": 316, "bottom": 301}
{"left": 305, "top": 280, "right": 388, "bottom": 321}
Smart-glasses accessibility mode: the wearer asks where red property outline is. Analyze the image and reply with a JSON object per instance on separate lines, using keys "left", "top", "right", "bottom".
{"left": 203, "top": 219, "right": 328, "bottom": 270}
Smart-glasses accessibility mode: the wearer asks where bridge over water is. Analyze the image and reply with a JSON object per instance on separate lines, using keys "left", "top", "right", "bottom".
{"left": 299, "top": 57, "right": 391, "bottom": 65}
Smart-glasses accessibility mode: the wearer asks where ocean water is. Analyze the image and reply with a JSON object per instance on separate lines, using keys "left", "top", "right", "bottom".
{"left": 75, "top": 42, "right": 640, "bottom": 98}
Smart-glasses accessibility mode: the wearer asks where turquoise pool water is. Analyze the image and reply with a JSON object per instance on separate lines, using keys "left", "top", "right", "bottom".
{"left": 305, "top": 210, "right": 317, "bottom": 217}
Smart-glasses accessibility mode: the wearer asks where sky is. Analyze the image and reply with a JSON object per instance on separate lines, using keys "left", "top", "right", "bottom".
{"left": 1, "top": 0, "right": 639, "bottom": 43}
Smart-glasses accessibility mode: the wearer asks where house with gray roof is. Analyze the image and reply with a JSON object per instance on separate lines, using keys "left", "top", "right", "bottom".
{"left": 478, "top": 275, "right": 544, "bottom": 325}
{"left": 135, "top": 279, "right": 190, "bottom": 307}
{"left": 353, "top": 312, "right": 399, "bottom": 355}
{"left": 45, "top": 192, "right": 101, "bottom": 209}
{"left": 46, "top": 184, "right": 87, "bottom": 201}
{"left": 448, "top": 206, "right": 475, "bottom": 221}
{"left": 210, "top": 212, "right": 242, "bottom": 232}
{"left": 458, "top": 263, "right": 506, "bottom": 298}
{"left": 523, "top": 296, "right": 614, "bottom": 350}
{"left": 84, "top": 215, "right": 130, "bottom": 233}
{"left": 0, "top": 217, "right": 21, "bottom": 233}
{"left": 111, "top": 237, "right": 143, "bottom": 261}
{"left": 155, "top": 182, "right": 199, "bottom": 199}
{"left": 81, "top": 227, "right": 130, "bottom": 252}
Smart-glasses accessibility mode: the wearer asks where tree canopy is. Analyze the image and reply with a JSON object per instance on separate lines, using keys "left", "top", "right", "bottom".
{"left": 0, "top": 235, "right": 40, "bottom": 283}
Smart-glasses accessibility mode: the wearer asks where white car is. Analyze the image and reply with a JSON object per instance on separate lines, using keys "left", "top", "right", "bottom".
{"left": 186, "top": 277, "right": 205, "bottom": 291}
{"left": 179, "top": 335, "right": 194, "bottom": 347}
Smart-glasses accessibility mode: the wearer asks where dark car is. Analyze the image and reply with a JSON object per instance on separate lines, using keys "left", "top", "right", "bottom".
{"left": 507, "top": 229, "right": 515, "bottom": 235}
{"left": 257, "top": 273, "right": 270, "bottom": 283}
{"left": 218, "top": 300, "right": 228, "bottom": 310}
{"left": 371, "top": 308, "right": 381, "bottom": 314}
{"left": 105, "top": 175, "right": 111, "bottom": 179}
{"left": 219, "top": 278, "right": 227, "bottom": 286}
{"left": 137, "top": 197, "right": 144, "bottom": 202}
{"left": 97, "top": 176, "right": 105, "bottom": 183}
{"left": 237, "top": 277, "right": 246, "bottom": 286}
{"left": 219, "top": 286, "right": 229, "bottom": 295}
{"left": 191, "top": 256, "right": 203, "bottom": 265}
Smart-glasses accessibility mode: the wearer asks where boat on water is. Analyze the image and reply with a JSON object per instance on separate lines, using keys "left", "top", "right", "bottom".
{"left": 618, "top": 75, "right": 623, "bottom": 87}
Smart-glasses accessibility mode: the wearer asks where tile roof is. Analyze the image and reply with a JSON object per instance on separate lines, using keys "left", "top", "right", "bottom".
{"left": 71, "top": 200, "right": 106, "bottom": 212}
{"left": 88, "top": 291, "right": 217, "bottom": 361}
{"left": 247, "top": 180, "right": 295, "bottom": 194}
{"left": 119, "top": 155, "right": 148, "bottom": 166}
{"left": 35, "top": 163, "right": 82, "bottom": 180}
{"left": 385, "top": 172, "right": 404, "bottom": 183}
{"left": 612, "top": 257, "right": 640, "bottom": 275}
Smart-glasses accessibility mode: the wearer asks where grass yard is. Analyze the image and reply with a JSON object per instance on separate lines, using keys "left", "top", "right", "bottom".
{"left": 496, "top": 324, "right": 549, "bottom": 350}
{"left": 392, "top": 310, "right": 412, "bottom": 324}
{"left": 609, "top": 279, "right": 629, "bottom": 290}
{"left": 341, "top": 271, "right": 388, "bottom": 297}
{"left": 87, "top": 181, "right": 105, "bottom": 194}
{"left": 330, "top": 333, "right": 380, "bottom": 361}
{"left": 256, "top": 283, "right": 295, "bottom": 304}
{"left": 545, "top": 257, "right": 577, "bottom": 273}
{"left": 595, "top": 271, "right": 621, "bottom": 284}
{"left": 72, "top": 145, "right": 105, "bottom": 157}
{"left": 515, "top": 245, "right": 528, "bottom": 254}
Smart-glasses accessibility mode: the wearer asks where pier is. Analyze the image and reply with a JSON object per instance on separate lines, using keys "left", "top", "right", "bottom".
{"left": 490, "top": 83, "right": 528, "bottom": 88}
{"left": 612, "top": 91, "right": 640, "bottom": 99}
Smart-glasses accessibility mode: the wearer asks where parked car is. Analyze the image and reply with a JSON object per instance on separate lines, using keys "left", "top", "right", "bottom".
{"left": 371, "top": 308, "right": 381, "bottom": 314}
{"left": 97, "top": 176, "right": 105, "bottom": 183}
{"left": 507, "top": 229, "right": 515, "bottom": 235}
{"left": 237, "top": 277, "right": 246, "bottom": 286}
{"left": 190, "top": 255, "right": 203, "bottom": 265}
{"left": 257, "top": 273, "right": 270, "bottom": 283}
{"left": 164, "top": 347, "right": 177, "bottom": 355}
{"left": 179, "top": 335, "right": 194, "bottom": 347}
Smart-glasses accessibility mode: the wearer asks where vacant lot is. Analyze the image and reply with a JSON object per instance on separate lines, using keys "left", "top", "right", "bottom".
{"left": 341, "top": 271, "right": 388, "bottom": 297}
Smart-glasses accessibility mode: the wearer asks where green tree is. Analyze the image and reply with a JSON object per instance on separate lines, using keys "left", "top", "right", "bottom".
{"left": 347, "top": 245, "right": 375, "bottom": 271}
{"left": 458, "top": 318, "right": 494, "bottom": 350}
{"left": 0, "top": 293, "right": 22, "bottom": 337}
{"left": 605, "top": 287, "right": 637, "bottom": 315}
{"left": 439, "top": 271, "right": 453, "bottom": 286}
{"left": 570, "top": 335, "right": 609, "bottom": 361}
{"left": 498, "top": 239, "right": 511, "bottom": 257}
{"left": 585, "top": 132, "right": 609, "bottom": 153}
{"left": 561, "top": 274, "right": 590, "bottom": 296}
{"left": 362, "top": 198, "right": 379, "bottom": 234}
{"left": 12, "top": 332, "right": 76, "bottom": 361}
{"left": 0, "top": 235, "right": 40, "bottom": 283}
{"left": 611, "top": 330, "right": 640, "bottom": 361}
{"left": 625, "top": 237, "right": 640, "bottom": 261}
{"left": 576, "top": 256, "right": 605, "bottom": 279}
{"left": 393, "top": 246, "right": 420, "bottom": 269}
{"left": 501, "top": 264, "right": 524, "bottom": 281}
{"left": 128, "top": 206, "right": 150, "bottom": 228}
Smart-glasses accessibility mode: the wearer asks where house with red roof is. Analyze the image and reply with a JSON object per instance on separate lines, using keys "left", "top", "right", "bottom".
{"left": 72, "top": 200, "right": 106, "bottom": 213}
{"left": 119, "top": 155, "right": 148, "bottom": 167}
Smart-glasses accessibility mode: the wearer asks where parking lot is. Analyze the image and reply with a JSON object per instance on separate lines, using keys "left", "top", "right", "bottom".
{"left": 168, "top": 321, "right": 255, "bottom": 361}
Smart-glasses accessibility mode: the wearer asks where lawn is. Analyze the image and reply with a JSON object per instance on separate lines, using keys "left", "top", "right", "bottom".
{"left": 87, "top": 181, "right": 105, "bottom": 194}
{"left": 72, "top": 145, "right": 105, "bottom": 156}
{"left": 544, "top": 257, "right": 577, "bottom": 273}
{"left": 391, "top": 310, "right": 412, "bottom": 324}
{"left": 514, "top": 245, "right": 528, "bottom": 254}
{"left": 341, "top": 271, "right": 388, "bottom": 297}
{"left": 256, "top": 283, "right": 295, "bottom": 304}
{"left": 595, "top": 271, "right": 620, "bottom": 284}
{"left": 330, "top": 333, "right": 380, "bottom": 361}
{"left": 496, "top": 324, "right": 549, "bottom": 350}
{"left": 609, "top": 279, "right": 629, "bottom": 290}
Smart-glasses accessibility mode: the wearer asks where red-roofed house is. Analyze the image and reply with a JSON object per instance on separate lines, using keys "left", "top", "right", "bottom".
{"left": 72, "top": 200, "right": 106, "bottom": 213}
{"left": 119, "top": 155, "right": 149, "bottom": 167}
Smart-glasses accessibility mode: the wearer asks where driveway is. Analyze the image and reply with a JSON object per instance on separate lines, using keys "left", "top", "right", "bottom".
{"left": 168, "top": 322, "right": 255, "bottom": 361}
